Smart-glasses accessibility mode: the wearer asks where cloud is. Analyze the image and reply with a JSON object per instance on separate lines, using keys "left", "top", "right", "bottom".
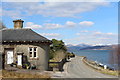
{"left": 93, "top": 31, "right": 117, "bottom": 36}
{"left": 2, "top": 0, "right": 41, "bottom": 2}
{"left": 74, "top": 30, "right": 118, "bottom": 45}
{"left": 25, "top": 22, "right": 42, "bottom": 29}
{"left": 98, "top": 38, "right": 110, "bottom": 40}
{"left": 2, "top": 2, "right": 109, "bottom": 18}
{"left": 44, "top": 0, "right": 117, "bottom": 2}
{"left": 0, "top": 6, "right": 2, "bottom": 16}
{"left": 24, "top": 21, "right": 95, "bottom": 30}
{"left": 106, "top": 33, "right": 115, "bottom": 35}
{"left": 65, "top": 21, "right": 95, "bottom": 28}
{"left": 43, "top": 23, "right": 63, "bottom": 29}
{"left": 40, "top": 33, "right": 61, "bottom": 40}
{"left": 76, "top": 33, "right": 80, "bottom": 35}
{"left": 40, "top": 33, "right": 60, "bottom": 37}
{"left": 2, "top": 10, "right": 22, "bottom": 19}
{"left": 80, "top": 30, "right": 89, "bottom": 33}
{"left": 93, "top": 31, "right": 102, "bottom": 35}
{"left": 66, "top": 21, "right": 76, "bottom": 27}
{"left": 25, "top": 22, "right": 63, "bottom": 30}
{"left": 43, "top": 21, "right": 94, "bottom": 29}
{"left": 79, "top": 21, "right": 94, "bottom": 27}
{"left": 2, "top": 0, "right": 118, "bottom": 2}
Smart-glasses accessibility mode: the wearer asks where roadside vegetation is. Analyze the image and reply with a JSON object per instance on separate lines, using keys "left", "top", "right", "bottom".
{"left": 2, "top": 70, "right": 50, "bottom": 78}
{"left": 99, "top": 70, "right": 118, "bottom": 76}
{"left": 49, "top": 39, "right": 75, "bottom": 69}
{"left": 67, "top": 52, "right": 75, "bottom": 59}
{"left": 49, "top": 39, "right": 75, "bottom": 61}
{"left": 49, "top": 39, "right": 67, "bottom": 60}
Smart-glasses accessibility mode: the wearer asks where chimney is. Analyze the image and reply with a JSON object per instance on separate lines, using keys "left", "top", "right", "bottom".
{"left": 13, "top": 19, "right": 24, "bottom": 29}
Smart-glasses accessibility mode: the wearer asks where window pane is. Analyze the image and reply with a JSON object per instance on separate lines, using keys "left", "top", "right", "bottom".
{"left": 34, "top": 47, "right": 37, "bottom": 51}
{"left": 29, "top": 52, "right": 32, "bottom": 57}
{"left": 29, "top": 48, "right": 32, "bottom": 51}
{"left": 34, "top": 52, "right": 36, "bottom": 57}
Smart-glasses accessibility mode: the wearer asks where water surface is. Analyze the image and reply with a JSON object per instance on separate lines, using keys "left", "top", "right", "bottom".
{"left": 73, "top": 50, "right": 117, "bottom": 69}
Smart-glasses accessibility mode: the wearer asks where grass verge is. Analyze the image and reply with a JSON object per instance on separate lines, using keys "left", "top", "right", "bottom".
{"left": 98, "top": 69, "right": 119, "bottom": 76}
{"left": 2, "top": 70, "right": 50, "bottom": 78}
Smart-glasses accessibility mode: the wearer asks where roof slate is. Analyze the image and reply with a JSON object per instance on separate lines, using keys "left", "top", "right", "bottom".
{"left": 0, "top": 28, "right": 51, "bottom": 43}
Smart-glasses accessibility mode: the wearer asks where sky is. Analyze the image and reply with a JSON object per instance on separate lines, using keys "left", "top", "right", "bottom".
{"left": 0, "top": 1, "right": 118, "bottom": 45}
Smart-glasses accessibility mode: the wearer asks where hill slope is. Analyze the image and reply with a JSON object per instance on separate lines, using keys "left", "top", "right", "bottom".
{"left": 67, "top": 44, "right": 112, "bottom": 52}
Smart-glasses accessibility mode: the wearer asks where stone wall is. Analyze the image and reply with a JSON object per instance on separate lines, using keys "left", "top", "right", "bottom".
{"left": 0, "top": 42, "right": 50, "bottom": 71}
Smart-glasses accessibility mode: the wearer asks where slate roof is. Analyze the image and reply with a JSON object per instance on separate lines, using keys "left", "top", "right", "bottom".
{"left": 0, "top": 28, "right": 51, "bottom": 43}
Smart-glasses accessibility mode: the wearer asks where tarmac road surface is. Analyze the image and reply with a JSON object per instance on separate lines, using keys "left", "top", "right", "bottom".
{"left": 61, "top": 56, "right": 118, "bottom": 78}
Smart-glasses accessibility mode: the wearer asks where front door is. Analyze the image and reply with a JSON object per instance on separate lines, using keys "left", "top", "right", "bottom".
{"left": 7, "top": 51, "right": 13, "bottom": 64}
{"left": 17, "top": 55, "right": 22, "bottom": 66}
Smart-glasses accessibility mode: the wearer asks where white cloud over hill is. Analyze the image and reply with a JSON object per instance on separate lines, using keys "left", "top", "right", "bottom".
{"left": 1, "top": 2, "right": 109, "bottom": 18}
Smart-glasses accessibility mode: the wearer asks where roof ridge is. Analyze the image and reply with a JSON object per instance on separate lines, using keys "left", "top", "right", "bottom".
{"left": 2, "top": 28, "right": 31, "bottom": 31}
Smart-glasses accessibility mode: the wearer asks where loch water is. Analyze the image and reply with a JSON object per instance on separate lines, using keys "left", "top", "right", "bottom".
{"left": 74, "top": 50, "right": 118, "bottom": 70}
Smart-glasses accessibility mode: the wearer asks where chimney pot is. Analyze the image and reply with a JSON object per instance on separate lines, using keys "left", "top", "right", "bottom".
{"left": 13, "top": 19, "right": 24, "bottom": 29}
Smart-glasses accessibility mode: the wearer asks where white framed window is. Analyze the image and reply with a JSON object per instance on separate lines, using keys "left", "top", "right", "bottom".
{"left": 29, "top": 47, "right": 37, "bottom": 58}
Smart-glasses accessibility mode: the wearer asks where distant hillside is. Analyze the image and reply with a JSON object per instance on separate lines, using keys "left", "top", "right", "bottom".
{"left": 66, "top": 44, "right": 92, "bottom": 52}
{"left": 67, "top": 44, "right": 113, "bottom": 52}
{"left": 79, "top": 45, "right": 112, "bottom": 50}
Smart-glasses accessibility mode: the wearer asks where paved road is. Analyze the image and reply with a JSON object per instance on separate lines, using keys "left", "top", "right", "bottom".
{"left": 61, "top": 56, "right": 117, "bottom": 78}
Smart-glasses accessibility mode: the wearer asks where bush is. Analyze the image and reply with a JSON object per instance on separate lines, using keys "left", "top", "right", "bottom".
{"left": 49, "top": 39, "right": 67, "bottom": 59}
{"left": 67, "top": 52, "right": 75, "bottom": 58}
{"left": 22, "top": 62, "right": 31, "bottom": 69}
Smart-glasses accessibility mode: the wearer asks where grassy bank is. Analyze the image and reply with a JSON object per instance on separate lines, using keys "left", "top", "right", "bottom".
{"left": 2, "top": 70, "right": 50, "bottom": 78}
{"left": 99, "top": 69, "right": 118, "bottom": 76}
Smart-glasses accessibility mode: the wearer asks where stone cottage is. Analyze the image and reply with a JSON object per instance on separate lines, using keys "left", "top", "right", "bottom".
{"left": 0, "top": 19, "right": 51, "bottom": 70}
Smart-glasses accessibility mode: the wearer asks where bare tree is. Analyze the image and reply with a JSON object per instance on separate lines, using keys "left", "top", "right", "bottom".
{"left": 0, "top": 22, "right": 6, "bottom": 30}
